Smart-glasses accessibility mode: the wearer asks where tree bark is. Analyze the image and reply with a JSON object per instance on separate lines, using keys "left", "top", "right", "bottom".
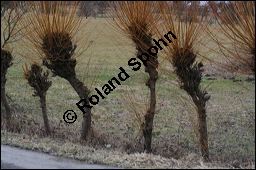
{"left": 40, "top": 94, "right": 51, "bottom": 135}
{"left": 136, "top": 40, "right": 159, "bottom": 153}
{"left": 198, "top": 107, "right": 209, "bottom": 161}
{"left": 66, "top": 76, "right": 92, "bottom": 140}
{"left": 143, "top": 64, "right": 158, "bottom": 153}
{"left": 191, "top": 93, "right": 209, "bottom": 161}
{"left": 1, "top": 84, "right": 11, "bottom": 128}
{"left": 1, "top": 49, "right": 13, "bottom": 130}
{"left": 173, "top": 49, "right": 210, "bottom": 161}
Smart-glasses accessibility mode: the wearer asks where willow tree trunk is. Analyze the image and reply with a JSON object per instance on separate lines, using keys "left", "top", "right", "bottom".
{"left": 191, "top": 94, "right": 209, "bottom": 161}
{"left": 136, "top": 43, "right": 159, "bottom": 153}
{"left": 143, "top": 68, "right": 158, "bottom": 153}
{"left": 39, "top": 94, "right": 51, "bottom": 135}
{"left": 1, "top": 49, "right": 13, "bottom": 130}
{"left": 173, "top": 48, "right": 210, "bottom": 161}
{"left": 66, "top": 76, "right": 92, "bottom": 140}
{"left": 1, "top": 85, "right": 11, "bottom": 127}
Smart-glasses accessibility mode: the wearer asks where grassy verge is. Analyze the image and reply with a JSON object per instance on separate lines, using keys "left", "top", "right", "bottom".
{"left": 2, "top": 130, "right": 249, "bottom": 169}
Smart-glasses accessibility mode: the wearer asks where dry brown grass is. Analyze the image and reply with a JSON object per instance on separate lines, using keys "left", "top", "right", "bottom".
{"left": 121, "top": 87, "right": 148, "bottom": 131}
{"left": 3, "top": 130, "right": 254, "bottom": 169}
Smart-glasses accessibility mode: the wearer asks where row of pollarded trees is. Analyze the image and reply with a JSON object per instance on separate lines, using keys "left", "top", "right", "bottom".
{"left": 1, "top": 1, "right": 254, "bottom": 162}
{"left": 22, "top": 1, "right": 93, "bottom": 140}
{"left": 111, "top": 1, "right": 212, "bottom": 161}
{"left": 109, "top": 1, "right": 255, "bottom": 161}
{"left": 1, "top": 1, "right": 93, "bottom": 140}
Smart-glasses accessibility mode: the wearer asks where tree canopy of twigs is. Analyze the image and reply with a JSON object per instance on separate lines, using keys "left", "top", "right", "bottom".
{"left": 156, "top": 1, "right": 208, "bottom": 62}
{"left": 1, "top": 1, "right": 27, "bottom": 48}
{"left": 21, "top": 1, "right": 84, "bottom": 61}
{"left": 110, "top": 1, "right": 161, "bottom": 54}
{"left": 206, "top": 1, "right": 255, "bottom": 76}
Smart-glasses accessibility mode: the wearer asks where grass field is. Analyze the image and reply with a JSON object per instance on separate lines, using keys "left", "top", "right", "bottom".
{"left": 1, "top": 17, "right": 255, "bottom": 168}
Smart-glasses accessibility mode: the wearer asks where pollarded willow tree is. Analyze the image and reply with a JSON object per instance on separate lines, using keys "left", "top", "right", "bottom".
{"left": 1, "top": 49, "right": 13, "bottom": 128}
{"left": 1, "top": 1, "right": 26, "bottom": 129}
{"left": 110, "top": 1, "right": 162, "bottom": 153}
{"left": 23, "top": 63, "right": 52, "bottom": 136}
{"left": 155, "top": 1, "right": 211, "bottom": 161}
{"left": 206, "top": 1, "right": 255, "bottom": 76}
{"left": 22, "top": 1, "right": 93, "bottom": 140}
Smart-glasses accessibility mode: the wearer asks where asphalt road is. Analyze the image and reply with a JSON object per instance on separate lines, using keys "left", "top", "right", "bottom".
{"left": 1, "top": 145, "right": 121, "bottom": 169}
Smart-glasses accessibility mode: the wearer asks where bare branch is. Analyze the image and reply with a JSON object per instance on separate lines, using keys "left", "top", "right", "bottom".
{"left": 1, "top": 1, "right": 27, "bottom": 48}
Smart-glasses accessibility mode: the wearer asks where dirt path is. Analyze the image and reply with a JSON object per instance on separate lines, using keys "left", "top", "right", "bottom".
{"left": 1, "top": 145, "right": 121, "bottom": 169}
